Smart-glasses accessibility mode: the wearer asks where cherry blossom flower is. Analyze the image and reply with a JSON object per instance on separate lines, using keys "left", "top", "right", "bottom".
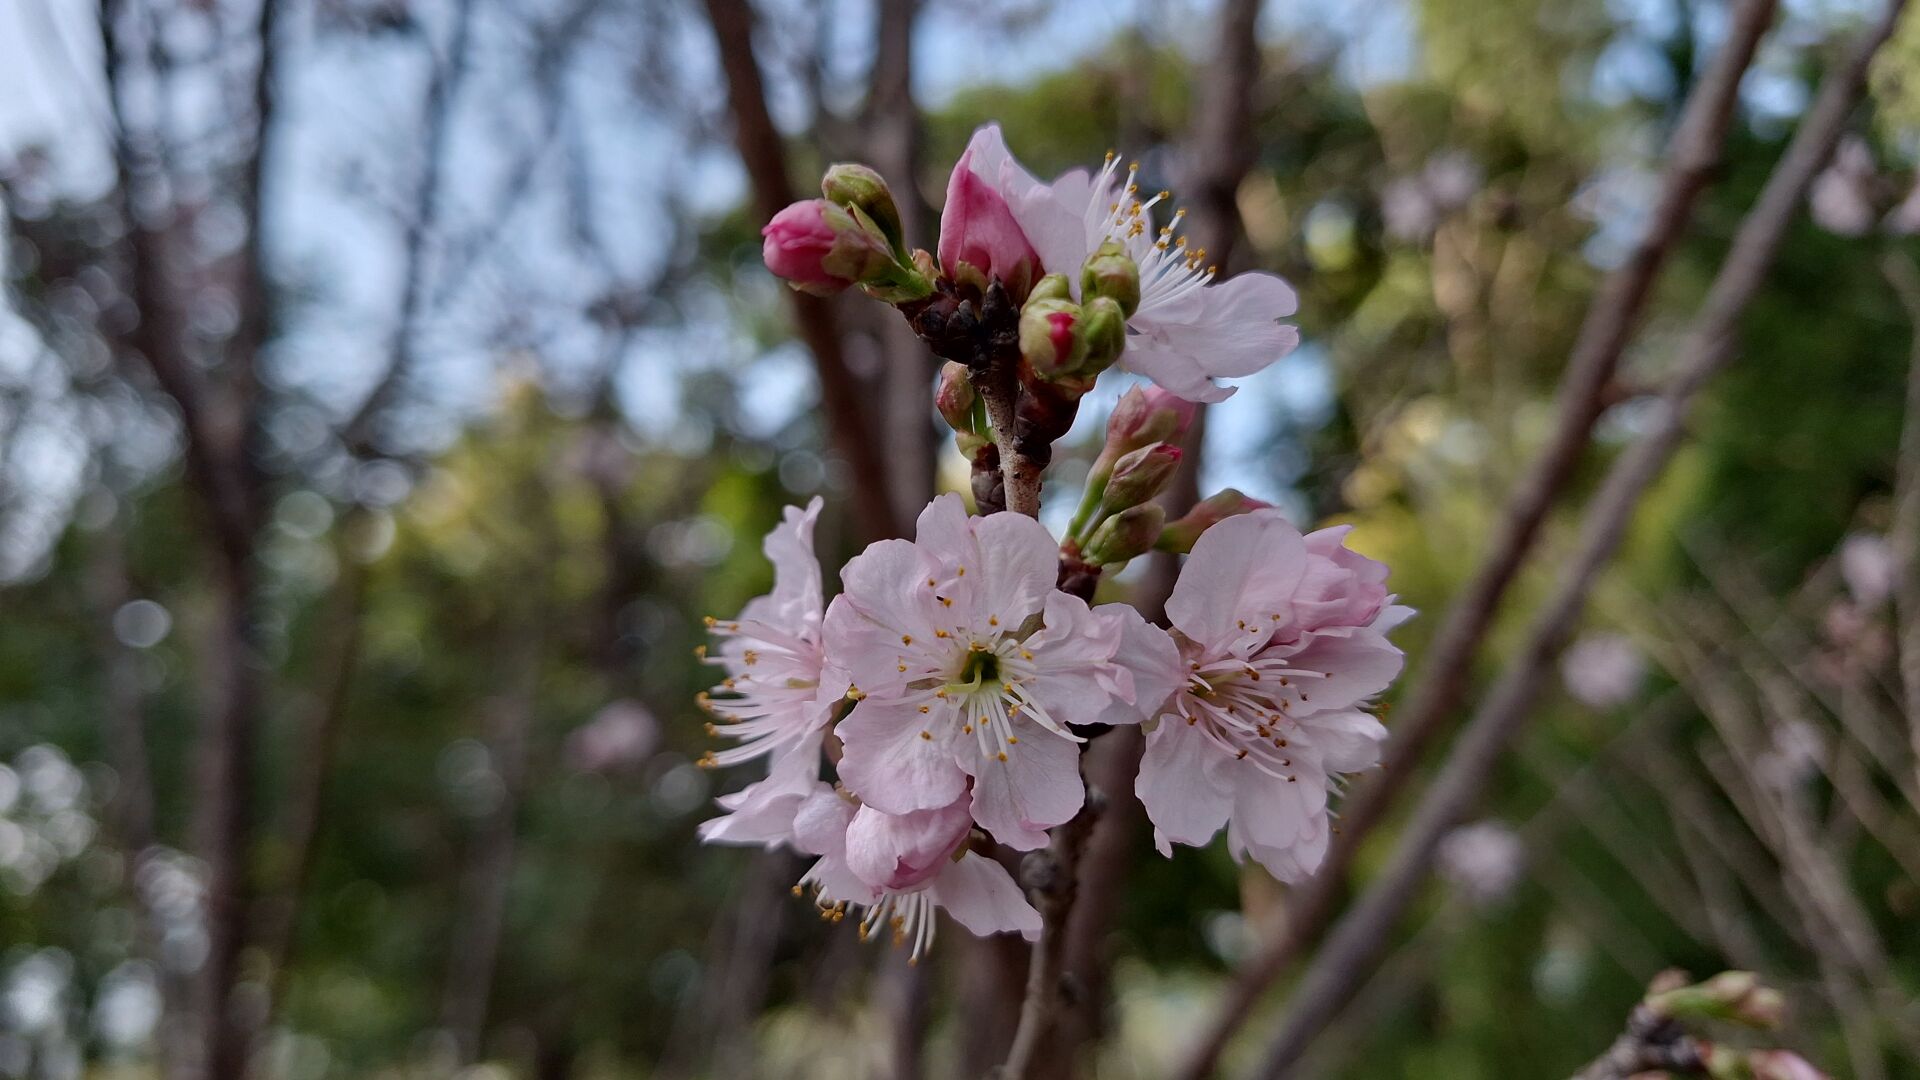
{"left": 790, "top": 785, "right": 1040, "bottom": 960}
{"left": 825, "top": 494, "right": 1143, "bottom": 849}
{"left": 1129, "top": 511, "right": 1408, "bottom": 881}
{"left": 696, "top": 498, "right": 851, "bottom": 846}
{"left": 938, "top": 125, "right": 1044, "bottom": 300}
{"left": 1559, "top": 632, "right": 1645, "bottom": 710}
{"left": 1438, "top": 819, "right": 1526, "bottom": 909}
{"left": 1005, "top": 142, "right": 1301, "bottom": 403}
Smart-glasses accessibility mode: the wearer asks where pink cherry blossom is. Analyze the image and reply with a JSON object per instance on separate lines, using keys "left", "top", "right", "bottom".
{"left": 1130, "top": 511, "right": 1408, "bottom": 881}
{"left": 937, "top": 125, "right": 1044, "bottom": 299}
{"left": 825, "top": 494, "right": 1139, "bottom": 849}
{"left": 696, "top": 497, "right": 852, "bottom": 847}
{"left": 791, "top": 785, "right": 1040, "bottom": 960}
{"left": 1009, "top": 152, "right": 1301, "bottom": 403}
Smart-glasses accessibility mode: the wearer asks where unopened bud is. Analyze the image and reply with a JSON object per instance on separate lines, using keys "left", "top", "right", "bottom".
{"left": 1747, "top": 1050, "right": 1828, "bottom": 1080}
{"left": 1101, "top": 442, "right": 1181, "bottom": 512}
{"left": 1020, "top": 298, "right": 1087, "bottom": 380}
{"left": 1028, "top": 272, "right": 1073, "bottom": 304}
{"left": 1081, "top": 296, "right": 1127, "bottom": 374}
{"left": 1083, "top": 503, "right": 1165, "bottom": 565}
{"left": 822, "top": 163, "right": 903, "bottom": 251}
{"left": 1105, "top": 385, "right": 1198, "bottom": 458}
{"left": 1648, "top": 971, "right": 1784, "bottom": 1030}
{"left": 1155, "top": 488, "right": 1271, "bottom": 554}
{"left": 1081, "top": 240, "right": 1140, "bottom": 316}
{"left": 762, "top": 199, "right": 897, "bottom": 297}
{"left": 937, "top": 362, "right": 978, "bottom": 432}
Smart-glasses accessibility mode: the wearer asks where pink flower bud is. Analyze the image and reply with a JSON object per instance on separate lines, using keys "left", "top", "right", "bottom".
{"left": 1101, "top": 442, "right": 1182, "bottom": 512}
{"left": 762, "top": 199, "right": 894, "bottom": 296}
{"left": 843, "top": 798, "right": 972, "bottom": 892}
{"left": 1019, "top": 298, "right": 1085, "bottom": 379}
{"left": 1748, "top": 1051, "right": 1828, "bottom": 1080}
{"left": 938, "top": 144, "right": 1041, "bottom": 301}
{"left": 1105, "top": 385, "right": 1199, "bottom": 458}
{"left": 1155, "top": 488, "right": 1270, "bottom": 554}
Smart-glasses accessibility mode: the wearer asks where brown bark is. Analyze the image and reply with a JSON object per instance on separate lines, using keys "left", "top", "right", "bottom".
{"left": 702, "top": 0, "right": 900, "bottom": 543}
{"left": 1244, "top": 7, "right": 1903, "bottom": 1073}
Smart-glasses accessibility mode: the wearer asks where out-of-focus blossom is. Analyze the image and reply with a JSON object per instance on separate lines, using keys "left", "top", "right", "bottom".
{"left": 1006, "top": 140, "right": 1300, "bottom": 402}
{"left": 1838, "top": 532, "right": 1895, "bottom": 608}
{"left": 1748, "top": 1050, "right": 1830, "bottom": 1080}
{"left": 1129, "top": 512, "right": 1409, "bottom": 881}
{"left": 826, "top": 495, "right": 1140, "bottom": 849}
{"left": 1559, "top": 632, "right": 1645, "bottom": 709}
{"left": 1438, "top": 819, "right": 1526, "bottom": 908}
{"left": 938, "top": 125, "right": 1044, "bottom": 301}
{"left": 697, "top": 497, "right": 851, "bottom": 847}
{"left": 564, "top": 699, "right": 660, "bottom": 774}
{"left": 1809, "top": 136, "right": 1877, "bottom": 237}
{"left": 1886, "top": 177, "right": 1920, "bottom": 235}
{"left": 1755, "top": 719, "right": 1825, "bottom": 792}
{"left": 791, "top": 786, "right": 1039, "bottom": 959}
{"left": 1382, "top": 152, "right": 1482, "bottom": 242}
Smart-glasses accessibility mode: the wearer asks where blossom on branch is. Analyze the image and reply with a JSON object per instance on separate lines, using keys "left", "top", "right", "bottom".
{"left": 1009, "top": 143, "right": 1302, "bottom": 402}
{"left": 826, "top": 494, "right": 1141, "bottom": 850}
{"left": 696, "top": 497, "right": 851, "bottom": 846}
{"left": 790, "top": 785, "right": 1041, "bottom": 961}
{"left": 1128, "top": 511, "right": 1409, "bottom": 881}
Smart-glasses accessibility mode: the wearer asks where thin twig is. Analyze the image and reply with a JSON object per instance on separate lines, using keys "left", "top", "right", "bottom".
{"left": 1240, "top": 8, "right": 1905, "bottom": 1073}
{"left": 997, "top": 792, "right": 1103, "bottom": 1080}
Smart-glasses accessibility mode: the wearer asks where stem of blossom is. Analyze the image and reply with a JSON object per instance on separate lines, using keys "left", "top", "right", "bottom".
{"left": 998, "top": 787, "right": 1105, "bottom": 1080}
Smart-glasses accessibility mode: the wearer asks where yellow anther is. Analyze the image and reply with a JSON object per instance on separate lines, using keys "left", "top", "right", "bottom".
{"left": 919, "top": 705, "right": 931, "bottom": 714}
{"left": 743, "top": 650, "right": 758, "bottom": 665}
{"left": 996, "top": 751, "right": 1008, "bottom": 762}
{"left": 920, "top": 731, "right": 933, "bottom": 741}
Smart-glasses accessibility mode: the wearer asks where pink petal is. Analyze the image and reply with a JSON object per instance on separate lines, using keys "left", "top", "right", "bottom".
{"left": 843, "top": 798, "right": 973, "bottom": 891}
{"left": 1166, "top": 511, "right": 1312, "bottom": 658}
{"left": 967, "top": 719, "right": 1084, "bottom": 850}
{"left": 1089, "top": 603, "right": 1184, "bottom": 727}
{"left": 835, "top": 698, "right": 969, "bottom": 815}
{"left": 1137, "top": 721, "right": 1234, "bottom": 852}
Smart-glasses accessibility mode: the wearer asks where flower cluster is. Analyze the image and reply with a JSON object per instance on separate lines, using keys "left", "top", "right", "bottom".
{"left": 697, "top": 123, "right": 1408, "bottom": 960}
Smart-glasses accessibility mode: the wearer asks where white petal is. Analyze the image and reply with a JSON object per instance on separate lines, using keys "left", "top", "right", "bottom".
{"left": 966, "top": 512, "right": 1061, "bottom": 626}
{"left": 931, "top": 851, "right": 1043, "bottom": 941}
{"left": 1166, "top": 510, "right": 1311, "bottom": 657}
{"left": 1118, "top": 339, "right": 1238, "bottom": 404}
{"left": 1296, "top": 709, "right": 1388, "bottom": 774}
{"left": 763, "top": 496, "right": 825, "bottom": 623}
{"left": 790, "top": 783, "right": 855, "bottom": 857}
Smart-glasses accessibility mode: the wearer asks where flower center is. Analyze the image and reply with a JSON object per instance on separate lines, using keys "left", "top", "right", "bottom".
{"left": 955, "top": 647, "right": 1001, "bottom": 688}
